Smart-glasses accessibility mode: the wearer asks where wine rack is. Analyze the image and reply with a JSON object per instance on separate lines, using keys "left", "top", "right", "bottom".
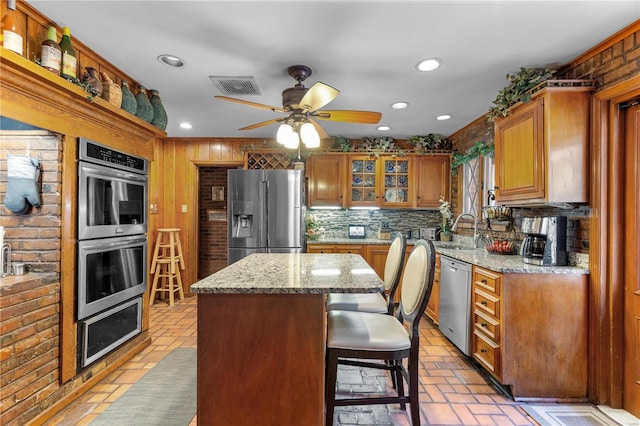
{"left": 245, "top": 151, "right": 292, "bottom": 170}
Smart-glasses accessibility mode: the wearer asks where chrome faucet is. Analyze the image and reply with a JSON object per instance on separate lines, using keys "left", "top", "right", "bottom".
{"left": 451, "top": 213, "right": 481, "bottom": 247}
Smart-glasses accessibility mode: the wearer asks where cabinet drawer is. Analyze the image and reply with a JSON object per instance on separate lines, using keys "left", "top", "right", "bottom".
{"left": 474, "top": 288, "right": 500, "bottom": 318}
{"left": 473, "top": 330, "right": 500, "bottom": 378}
{"left": 473, "top": 267, "right": 501, "bottom": 295}
{"left": 473, "top": 309, "right": 500, "bottom": 342}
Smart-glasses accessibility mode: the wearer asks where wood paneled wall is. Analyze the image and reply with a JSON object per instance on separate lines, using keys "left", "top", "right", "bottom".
{"left": 151, "top": 138, "right": 246, "bottom": 293}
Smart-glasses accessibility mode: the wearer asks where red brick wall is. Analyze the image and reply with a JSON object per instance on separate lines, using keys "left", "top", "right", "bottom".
{"left": 0, "top": 274, "right": 60, "bottom": 425}
{"left": 198, "top": 167, "right": 232, "bottom": 278}
{"left": 0, "top": 132, "right": 62, "bottom": 273}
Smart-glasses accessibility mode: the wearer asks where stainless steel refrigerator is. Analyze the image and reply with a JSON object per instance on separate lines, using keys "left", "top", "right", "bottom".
{"left": 227, "top": 169, "right": 305, "bottom": 265}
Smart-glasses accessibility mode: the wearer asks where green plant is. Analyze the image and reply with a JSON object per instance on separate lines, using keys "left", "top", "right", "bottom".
{"left": 407, "top": 134, "right": 452, "bottom": 151}
{"left": 451, "top": 141, "right": 495, "bottom": 172}
{"left": 333, "top": 136, "right": 352, "bottom": 152}
{"left": 359, "top": 137, "right": 395, "bottom": 152}
{"left": 486, "top": 67, "right": 555, "bottom": 121}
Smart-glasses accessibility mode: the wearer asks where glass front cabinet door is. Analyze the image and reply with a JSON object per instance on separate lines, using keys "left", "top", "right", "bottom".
{"left": 347, "top": 155, "right": 412, "bottom": 208}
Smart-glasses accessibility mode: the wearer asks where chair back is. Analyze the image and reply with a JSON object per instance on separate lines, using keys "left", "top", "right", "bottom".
{"left": 397, "top": 239, "right": 436, "bottom": 334}
{"left": 383, "top": 232, "right": 407, "bottom": 290}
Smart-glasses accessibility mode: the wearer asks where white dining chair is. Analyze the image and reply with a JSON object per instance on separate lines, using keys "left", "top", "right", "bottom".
{"left": 326, "top": 232, "right": 406, "bottom": 315}
{"left": 325, "top": 239, "right": 435, "bottom": 426}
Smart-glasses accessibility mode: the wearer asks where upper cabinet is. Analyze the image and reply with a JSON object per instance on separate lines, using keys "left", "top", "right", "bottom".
{"left": 307, "top": 154, "right": 346, "bottom": 207}
{"left": 348, "top": 155, "right": 412, "bottom": 208}
{"left": 413, "top": 154, "right": 450, "bottom": 208}
{"left": 494, "top": 84, "right": 593, "bottom": 205}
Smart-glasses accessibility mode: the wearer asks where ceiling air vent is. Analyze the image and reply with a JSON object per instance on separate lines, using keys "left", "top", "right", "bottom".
{"left": 209, "top": 76, "right": 261, "bottom": 96}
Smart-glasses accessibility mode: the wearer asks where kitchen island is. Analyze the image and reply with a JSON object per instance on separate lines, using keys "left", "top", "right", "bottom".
{"left": 190, "top": 253, "right": 384, "bottom": 426}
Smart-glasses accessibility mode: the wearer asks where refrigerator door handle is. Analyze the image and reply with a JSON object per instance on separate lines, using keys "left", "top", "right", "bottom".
{"left": 262, "top": 178, "right": 269, "bottom": 247}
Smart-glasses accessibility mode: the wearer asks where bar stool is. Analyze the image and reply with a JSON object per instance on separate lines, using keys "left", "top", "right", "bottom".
{"left": 149, "top": 228, "right": 186, "bottom": 306}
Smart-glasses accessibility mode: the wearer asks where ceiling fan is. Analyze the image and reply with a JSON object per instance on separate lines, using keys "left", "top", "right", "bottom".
{"left": 214, "top": 65, "right": 382, "bottom": 148}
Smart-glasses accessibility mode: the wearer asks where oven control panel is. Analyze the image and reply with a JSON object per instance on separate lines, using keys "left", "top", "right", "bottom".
{"left": 79, "top": 137, "right": 148, "bottom": 174}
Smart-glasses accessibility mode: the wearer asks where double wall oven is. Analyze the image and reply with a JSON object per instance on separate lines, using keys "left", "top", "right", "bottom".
{"left": 76, "top": 137, "right": 148, "bottom": 368}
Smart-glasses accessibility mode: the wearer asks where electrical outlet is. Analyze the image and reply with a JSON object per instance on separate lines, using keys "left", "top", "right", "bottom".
{"left": 181, "top": 205, "right": 187, "bottom": 213}
{"left": 149, "top": 203, "right": 158, "bottom": 214}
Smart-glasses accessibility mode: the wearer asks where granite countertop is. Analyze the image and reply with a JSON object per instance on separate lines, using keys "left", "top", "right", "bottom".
{"left": 191, "top": 253, "right": 384, "bottom": 294}
{"left": 309, "top": 238, "right": 589, "bottom": 275}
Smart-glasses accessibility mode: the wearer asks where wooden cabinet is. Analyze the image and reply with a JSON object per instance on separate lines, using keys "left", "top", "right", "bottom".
{"left": 471, "top": 265, "right": 588, "bottom": 400}
{"left": 494, "top": 84, "right": 592, "bottom": 205}
{"left": 347, "top": 155, "right": 412, "bottom": 208}
{"left": 425, "top": 253, "right": 441, "bottom": 323}
{"left": 471, "top": 267, "right": 502, "bottom": 379}
{"left": 306, "top": 243, "right": 363, "bottom": 256}
{"left": 414, "top": 155, "right": 450, "bottom": 208}
{"left": 307, "top": 154, "right": 346, "bottom": 207}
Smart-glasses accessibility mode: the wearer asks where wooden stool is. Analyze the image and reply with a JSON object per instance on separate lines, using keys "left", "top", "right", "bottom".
{"left": 149, "top": 228, "right": 186, "bottom": 306}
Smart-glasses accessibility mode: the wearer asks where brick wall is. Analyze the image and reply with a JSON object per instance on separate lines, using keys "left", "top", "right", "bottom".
{"left": 0, "top": 131, "right": 62, "bottom": 273}
{"left": 0, "top": 274, "right": 60, "bottom": 425}
{"left": 198, "top": 167, "right": 232, "bottom": 278}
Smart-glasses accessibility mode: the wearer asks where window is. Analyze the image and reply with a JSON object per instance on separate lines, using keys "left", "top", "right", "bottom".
{"left": 461, "top": 155, "right": 495, "bottom": 218}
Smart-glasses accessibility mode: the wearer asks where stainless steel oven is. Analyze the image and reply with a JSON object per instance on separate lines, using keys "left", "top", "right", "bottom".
{"left": 76, "top": 137, "right": 148, "bottom": 368}
{"left": 77, "top": 235, "right": 147, "bottom": 319}
{"left": 78, "top": 137, "right": 148, "bottom": 240}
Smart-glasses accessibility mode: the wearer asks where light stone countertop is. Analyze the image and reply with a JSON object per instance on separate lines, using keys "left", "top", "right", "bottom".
{"left": 190, "top": 253, "right": 384, "bottom": 294}
{"left": 308, "top": 238, "right": 589, "bottom": 275}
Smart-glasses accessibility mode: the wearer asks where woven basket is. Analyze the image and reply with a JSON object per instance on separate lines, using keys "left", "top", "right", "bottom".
{"left": 101, "top": 72, "right": 122, "bottom": 108}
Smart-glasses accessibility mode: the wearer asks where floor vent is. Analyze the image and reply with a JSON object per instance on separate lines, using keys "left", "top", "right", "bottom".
{"left": 209, "top": 76, "right": 261, "bottom": 96}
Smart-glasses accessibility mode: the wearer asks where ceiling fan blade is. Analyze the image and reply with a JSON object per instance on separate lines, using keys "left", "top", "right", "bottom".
{"left": 215, "top": 96, "right": 287, "bottom": 113}
{"left": 313, "top": 110, "right": 382, "bottom": 124}
{"left": 309, "top": 118, "right": 329, "bottom": 140}
{"left": 299, "top": 82, "right": 339, "bottom": 112}
{"left": 239, "top": 118, "right": 283, "bottom": 131}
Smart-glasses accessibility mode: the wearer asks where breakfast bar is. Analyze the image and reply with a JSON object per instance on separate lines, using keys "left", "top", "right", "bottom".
{"left": 190, "top": 253, "right": 384, "bottom": 426}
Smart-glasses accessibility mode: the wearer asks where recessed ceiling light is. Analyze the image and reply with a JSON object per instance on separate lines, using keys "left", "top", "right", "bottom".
{"left": 157, "top": 54, "right": 184, "bottom": 68}
{"left": 436, "top": 114, "right": 452, "bottom": 121}
{"left": 179, "top": 122, "right": 192, "bottom": 129}
{"left": 416, "top": 58, "right": 441, "bottom": 72}
{"left": 391, "top": 102, "right": 409, "bottom": 109}
{"left": 377, "top": 126, "right": 390, "bottom": 131}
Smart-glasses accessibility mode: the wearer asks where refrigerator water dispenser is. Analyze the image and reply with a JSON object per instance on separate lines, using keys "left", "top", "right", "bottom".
{"left": 231, "top": 201, "right": 254, "bottom": 238}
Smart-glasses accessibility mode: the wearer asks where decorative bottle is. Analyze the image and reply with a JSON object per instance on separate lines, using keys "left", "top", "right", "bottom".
{"left": 40, "top": 26, "right": 61, "bottom": 75}
{"left": 120, "top": 80, "right": 137, "bottom": 114}
{"left": 59, "top": 26, "right": 77, "bottom": 81}
{"left": 134, "top": 85, "right": 154, "bottom": 123}
{"left": 1, "top": 0, "right": 23, "bottom": 56}
{"left": 149, "top": 90, "right": 168, "bottom": 130}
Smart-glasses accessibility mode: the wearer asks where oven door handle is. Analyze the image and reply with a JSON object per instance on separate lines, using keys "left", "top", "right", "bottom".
{"left": 79, "top": 236, "right": 147, "bottom": 250}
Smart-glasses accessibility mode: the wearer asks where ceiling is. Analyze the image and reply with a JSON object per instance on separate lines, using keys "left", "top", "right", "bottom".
{"left": 29, "top": 1, "right": 639, "bottom": 141}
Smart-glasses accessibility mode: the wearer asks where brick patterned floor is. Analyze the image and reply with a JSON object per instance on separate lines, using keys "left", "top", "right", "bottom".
{"left": 43, "top": 296, "right": 538, "bottom": 426}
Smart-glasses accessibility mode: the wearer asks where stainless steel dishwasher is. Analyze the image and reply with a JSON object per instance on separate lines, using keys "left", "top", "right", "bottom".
{"left": 438, "top": 255, "right": 472, "bottom": 355}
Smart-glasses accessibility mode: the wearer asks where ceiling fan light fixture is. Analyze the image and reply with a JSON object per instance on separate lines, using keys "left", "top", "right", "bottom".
{"left": 284, "top": 131, "right": 300, "bottom": 149}
{"left": 300, "top": 122, "right": 320, "bottom": 148}
{"left": 416, "top": 58, "right": 441, "bottom": 72}
{"left": 276, "top": 123, "right": 294, "bottom": 145}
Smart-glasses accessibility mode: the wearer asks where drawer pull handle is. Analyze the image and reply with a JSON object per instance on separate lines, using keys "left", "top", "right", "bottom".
{"left": 481, "top": 301, "right": 487, "bottom": 306}
{"left": 481, "top": 349, "right": 487, "bottom": 353}
{"left": 481, "top": 323, "right": 487, "bottom": 327}
{"left": 481, "top": 279, "right": 487, "bottom": 284}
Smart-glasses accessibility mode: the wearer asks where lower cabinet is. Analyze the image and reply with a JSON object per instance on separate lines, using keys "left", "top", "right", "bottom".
{"left": 425, "top": 253, "right": 440, "bottom": 323}
{"left": 471, "top": 266, "right": 588, "bottom": 400}
{"left": 306, "top": 244, "right": 363, "bottom": 255}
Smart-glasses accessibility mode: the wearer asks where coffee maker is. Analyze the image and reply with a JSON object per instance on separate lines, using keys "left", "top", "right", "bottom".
{"left": 520, "top": 216, "right": 567, "bottom": 266}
